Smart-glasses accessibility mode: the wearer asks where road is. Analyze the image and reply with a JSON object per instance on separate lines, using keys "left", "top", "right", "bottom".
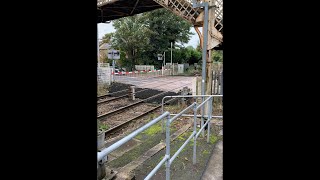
{"left": 114, "top": 75, "right": 195, "bottom": 93}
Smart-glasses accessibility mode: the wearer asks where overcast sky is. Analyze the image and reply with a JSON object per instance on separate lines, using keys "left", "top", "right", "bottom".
{"left": 98, "top": 22, "right": 200, "bottom": 48}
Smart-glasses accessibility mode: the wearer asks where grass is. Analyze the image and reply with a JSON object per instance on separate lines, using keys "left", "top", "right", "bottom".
{"left": 134, "top": 126, "right": 219, "bottom": 180}
{"left": 98, "top": 120, "right": 109, "bottom": 132}
{"left": 107, "top": 130, "right": 166, "bottom": 168}
{"left": 99, "top": 124, "right": 109, "bottom": 131}
{"left": 209, "top": 134, "right": 218, "bottom": 144}
{"left": 135, "top": 114, "right": 163, "bottom": 140}
{"left": 202, "top": 149, "right": 210, "bottom": 155}
{"left": 143, "top": 123, "right": 162, "bottom": 136}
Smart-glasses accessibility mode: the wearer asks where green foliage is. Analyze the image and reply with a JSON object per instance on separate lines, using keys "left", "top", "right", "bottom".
{"left": 171, "top": 46, "right": 201, "bottom": 65}
{"left": 98, "top": 122, "right": 109, "bottom": 132}
{"left": 111, "top": 15, "right": 155, "bottom": 70}
{"left": 100, "top": 10, "right": 223, "bottom": 70}
{"left": 142, "top": 123, "right": 162, "bottom": 136}
{"left": 107, "top": 9, "right": 194, "bottom": 69}
{"left": 143, "top": 9, "right": 193, "bottom": 49}
{"left": 185, "top": 65, "right": 200, "bottom": 75}
{"left": 101, "top": 33, "right": 113, "bottom": 44}
{"left": 202, "top": 149, "right": 210, "bottom": 155}
{"left": 141, "top": 9, "right": 193, "bottom": 68}
{"left": 212, "top": 50, "right": 223, "bottom": 62}
{"left": 209, "top": 134, "right": 218, "bottom": 144}
{"left": 196, "top": 42, "right": 223, "bottom": 64}
{"left": 117, "top": 51, "right": 129, "bottom": 69}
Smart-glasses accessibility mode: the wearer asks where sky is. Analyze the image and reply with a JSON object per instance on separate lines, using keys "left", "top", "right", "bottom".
{"left": 98, "top": 22, "right": 200, "bottom": 48}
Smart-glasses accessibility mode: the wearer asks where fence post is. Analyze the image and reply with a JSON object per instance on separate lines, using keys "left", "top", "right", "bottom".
{"left": 201, "top": 101, "right": 205, "bottom": 137}
{"left": 165, "top": 114, "right": 171, "bottom": 180}
{"left": 130, "top": 86, "right": 135, "bottom": 101}
{"left": 193, "top": 104, "right": 197, "bottom": 165}
{"left": 217, "top": 70, "right": 220, "bottom": 94}
{"left": 213, "top": 71, "right": 216, "bottom": 94}
{"left": 207, "top": 97, "right": 213, "bottom": 143}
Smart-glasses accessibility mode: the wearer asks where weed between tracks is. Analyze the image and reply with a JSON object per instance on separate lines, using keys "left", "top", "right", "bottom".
{"left": 99, "top": 122, "right": 109, "bottom": 131}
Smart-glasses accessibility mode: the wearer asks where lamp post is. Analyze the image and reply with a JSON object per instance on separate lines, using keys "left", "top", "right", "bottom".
{"left": 168, "top": 40, "right": 175, "bottom": 76}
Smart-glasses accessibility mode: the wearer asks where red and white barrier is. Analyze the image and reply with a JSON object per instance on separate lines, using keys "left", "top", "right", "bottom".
{"left": 111, "top": 69, "right": 171, "bottom": 78}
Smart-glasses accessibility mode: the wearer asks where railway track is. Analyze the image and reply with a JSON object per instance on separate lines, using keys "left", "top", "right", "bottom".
{"left": 98, "top": 84, "right": 190, "bottom": 139}
{"left": 97, "top": 88, "right": 162, "bottom": 106}
{"left": 97, "top": 95, "right": 128, "bottom": 104}
{"left": 97, "top": 90, "right": 177, "bottom": 120}
{"left": 103, "top": 98, "right": 177, "bottom": 138}
{"left": 97, "top": 89, "right": 129, "bottom": 102}
{"left": 97, "top": 86, "right": 158, "bottom": 105}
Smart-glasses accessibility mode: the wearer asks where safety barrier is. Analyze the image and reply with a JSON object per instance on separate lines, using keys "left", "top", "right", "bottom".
{"left": 97, "top": 95, "right": 223, "bottom": 180}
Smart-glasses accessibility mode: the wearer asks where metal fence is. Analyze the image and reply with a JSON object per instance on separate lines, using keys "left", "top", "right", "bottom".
{"left": 212, "top": 62, "right": 223, "bottom": 95}
{"left": 97, "top": 94, "right": 223, "bottom": 180}
{"left": 135, "top": 65, "right": 155, "bottom": 71}
{"left": 212, "top": 70, "right": 223, "bottom": 95}
{"left": 112, "top": 69, "right": 173, "bottom": 82}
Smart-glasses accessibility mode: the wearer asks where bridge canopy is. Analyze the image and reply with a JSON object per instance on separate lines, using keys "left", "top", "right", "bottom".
{"left": 97, "top": 0, "right": 223, "bottom": 49}
{"left": 97, "top": 0, "right": 162, "bottom": 23}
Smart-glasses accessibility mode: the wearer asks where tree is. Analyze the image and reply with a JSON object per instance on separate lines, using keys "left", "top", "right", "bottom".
{"left": 108, "top": 9, "right": 194, "bottom": 69}
{"left": 196, "top": 42, "right": 222, "bottom": 64}
{"left": 101, "top": 33, "right": 113, "bottom": 45}
{"left": 170, "top": 46, "right": 202, "bottom": 65}
{"left": 140, "top": 9, "right": 194, "bottom": 68}
{"left": 188, "top": 46, "right": 202, "bottom": 64}
{"left": 212, "top": 50, "right": 223, "bottom": 62}
{"left": 111, "top": 15, "right": 154, "bottom": 71}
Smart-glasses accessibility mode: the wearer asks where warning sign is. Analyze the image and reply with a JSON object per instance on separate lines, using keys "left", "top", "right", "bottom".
{"left": 107, "top": 50, "right": 120, "bottom": 60}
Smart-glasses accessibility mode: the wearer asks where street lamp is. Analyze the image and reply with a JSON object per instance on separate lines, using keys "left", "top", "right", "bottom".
{"left": 169, "top": 39, "right": 175, "bottom": 75}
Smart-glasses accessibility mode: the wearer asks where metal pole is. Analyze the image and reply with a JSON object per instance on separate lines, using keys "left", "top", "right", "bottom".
{"left": 193, "top": 104, "right": 197, "bottom": 165}
{"left": 164, "top": 51, "right": 166, "bottom": 67}
{"left": 201, "top": 4, "right": 209, "bottom": 97}
{"left": 112, "top": 57, "right": 115, "bottom": 82}
{"left": 145, "top": 155, "right": 169, "bottom": 180}
{"left": 165, "top": 114, "right": 171, "bottom": 180}
{"left": 192, "top": 0, "right": 209, "bottom": 138}
{"left": 207, "top": 97, "right": 213, "bottom": 143}
{"left": 213, "top": 71, "right": 216, "bottom": 94}
{"left": 163, "top": 51, "right": 166, "bottom": 76}
{"left": 171, "top": 42, "right": 173, "bottom": 75}
{"left": 130, "top": 86, "right": 135, "bottom": 100}
{"left": 205, "top": 0, "right": 215, "bottom": 97}
{"left": 201, "top": 105, "right": 204, "bottom": 137}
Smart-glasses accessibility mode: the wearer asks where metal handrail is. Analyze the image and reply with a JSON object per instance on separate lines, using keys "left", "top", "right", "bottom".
{"left": 97, "top": 95, "right": 223, "bottom": 180}
{"left": 97, "top": 111, "right": 170, "bottom": 164}
{"left": 146, "top": 95, "right": 223, "bottom": 180}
